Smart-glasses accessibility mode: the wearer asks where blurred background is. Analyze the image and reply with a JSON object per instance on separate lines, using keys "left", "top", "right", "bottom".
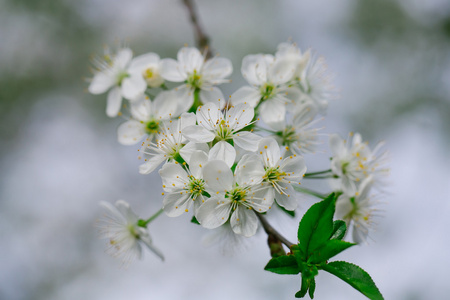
{"left": 1, "top": 0, "right": 450, "bottom": 299}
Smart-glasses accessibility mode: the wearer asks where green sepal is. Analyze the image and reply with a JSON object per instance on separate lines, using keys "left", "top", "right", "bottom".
{"left": 297, "top": 193, "right": 336, "bottom": 257}
{"left": 190, "top": 216, "right": 200, "bottom": 225}
{"left": 308, "top": 240, "right": 355, "bottom": 264}
{"left": 295, "top": 276, "right": 309, "bottom": 298}
{"left": 320, "top": 261, "right": 384, "bottom": 300}
{"left": 308, "top": 277, "right": 316, "bottom": 299}
{"left": 277, "top": 202, "right": 295, "bottom": 217}
{"left": 188, "top": 88, "right": 201, "bottom": 113}
{"left": 264, "top": 255, "right": 301, "bottom": 275}
{"left": 330, "top": 220, "right": 347, "bottom": 240}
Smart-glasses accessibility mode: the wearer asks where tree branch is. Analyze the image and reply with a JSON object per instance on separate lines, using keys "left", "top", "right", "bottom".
{"left": 181, "top": 0, "right": 213, "bottom": 59}
{"left": 256, "top": 212, "right": 294, "bottom": 254}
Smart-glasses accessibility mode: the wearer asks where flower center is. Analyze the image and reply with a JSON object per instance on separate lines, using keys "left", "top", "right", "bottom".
{"left": 215, "top": 119, "right": 231, "bottom": 140}
{"left": 188, "top": 177, "right": 205, "bottom": 198}
{"left": 127, "top": 224, "right": 140, "bottom": 239}
{"left": 260, "top": 83, "right": 276, "bottom": 100}
{"left": 264, "top": 167, "right": 286, "bottom": 183}
{"left": 117, "top": 71, "right": 130, "bottom": 86}
{"left": 144, "top": 68, "right": 154, "bottom": 79}
{"left": 225, "top": 187, "right": 248, "bottom": 210}
{"left": 187, "top": 69, "right": 202, "bottom": 89}
{"left": 278, "top": 126, "right": 297, "bottom": 146}
{"left": 145, "top": 120, "right": 160, "bottom": 135}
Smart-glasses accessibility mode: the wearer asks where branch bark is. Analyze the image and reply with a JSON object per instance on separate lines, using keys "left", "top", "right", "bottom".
{"left": 181, "top": 0, "right": 213, "bottom": 59}
{"left": 256, "top": 212, "right": 294, "bottom": 256}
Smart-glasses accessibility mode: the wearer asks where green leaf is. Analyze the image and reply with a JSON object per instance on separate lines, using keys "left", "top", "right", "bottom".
{"left": 308, "top": 240, "right": 355, "bottom": 264}
{"left": 308, "top": 277, "right": 316, "bottom": 299}
{"left": 190, "top": 216, "right": 200, "bottom": 225}
{"left": 277, "top": 202, "right": 295, "bottom": 217}
{"left": 330, "top": 220, "right": 347, "bottom": 240}
{"left": 321, "top": 261, "right": 384, "bottom": 300}
{"left": 297, "top": 193, "right": 336, "bottom": 257}
{"left": 295, "top": 276, "right": 309, "bottom": 298}
{"left": 264, "top": 255, "right": 301, "bottom": 275}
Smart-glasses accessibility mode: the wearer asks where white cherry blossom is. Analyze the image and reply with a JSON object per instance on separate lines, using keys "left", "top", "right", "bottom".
{"left": 330, "top": 132, "right": 389, "bottom": 195}
{"left": 230, "top": 53, "right": 301, "bottom": 124}
{"left": 182, "top": 102, "right": 260, "bottom": 167}
{"left": 88, "top": 47, "right": 147, "bottom": 117}
{"left": 236, "top": 137, "right": 307, "bottom": 211}
{"left": 196, "top": 160, "right": 274, "bottom": 237}
{"left": 138, "top": 113, "right": 208, "bottom": 174}
{"left": 335, "top": 176, "right": 379, "bottom": 244}
{"left": 97, "top": 200, "right": 164, "bottom": 264}
{"left": 159, "top": 150, "right": 209, "bottom": 217}
{"left": 275, "top": 42, "right": 311, "bottom": 81}
{"left": 160, "top": 47, "right": 232, "bottom": 111}
{"left": 117, "top": 92, "right": 179, "bottom": 145}
{"left": 128, "top": 52, "right": 164, "bottom": 88}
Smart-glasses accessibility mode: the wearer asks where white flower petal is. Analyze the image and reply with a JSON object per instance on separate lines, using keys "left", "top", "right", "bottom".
{"left": 202, "top": 57, "right": 233, "bottom": 83}
{"left": 258, "top": 137, "right": 281, "bottom": 168}
{"left": 195, "top": 102, "right": 222, "bottom": 131}
{"left": 274, "top": 183, "right": 297, "bottom": 211}
{"left": 259, "top": 99, "right": 286, "bottom": 124}
{"left": 203, "top": 160, "right": 233, "bottom": 192}
{"left": 230, "top": 86, "right": 261, "bottom": 107}
{"left": 114, "top": 48, "right": 133, "bottom": 69}
{"left": 121, "top": 73, "right": 147, "bottom": 101}
{"left": 280, "top": 155, "right": 307, "bottom": 180}
{"left": 163, "top": 192, "right": 191, "bottom": 217}
{"left": 179, "top": 141, "right": 209, "bottom": 163}
{"left": 268, "top": 57, "right": 296, "bottom": 85}
{"left": 183, "top": 125, "right": 216, "bottom": 143}
{"left": 209, "top": 141, "right": 236, "bottom": 168}
{"left": 106, "top": 86, "right": 122, "bottom": 117}
{"left": 89, "top": 71, "right": 115, "bottom": 94}
{"left": 241, "top": 54, "right": 268, "bottom": 86}
{"left": 160, "top": 58, "right": 187, "bottom": 82}
{"left": 226, "top": 103, "right": 253, "bottom": 131}
{"left": 117, "top": 120, "right": 146, "bottom": 145}
{"left": 128, "top": 52, "right": 160, "bottom": 73}
{"left": 233, "top": 131, "right": 261, "bottom": 152}
{"left": 230, "top": 206, "right": 258, "bottom": 237}
{"left": 189, "top": 150, "right": 209, "bottom": 179}
{"left": 138, "top": 154, "right": 166, "bottom": 174}
{"left": 199, "top": 87, "right": 225, "bottom": 108}
{"left": 130, "top": 96, "right": 152, "bottom": 121}
{"left": 153, "top": 91, "right": 179, "bottom": 119}
{"left": 235, "top": 154, "right": 265, "bottom": 186}
{"left": 177, "top": 47, "right": 204, "bottom": 74}
{"left": 329, "top": 134, "right": 345, "bottom": 156}
{"left": 196, "top": 197, "right": 231, "bottom": 229}
{"left": 159, "top": 163, "right": 189, "bottom": 192}
{"left": 173, "top": 84, "right": 194, "bottom": 114}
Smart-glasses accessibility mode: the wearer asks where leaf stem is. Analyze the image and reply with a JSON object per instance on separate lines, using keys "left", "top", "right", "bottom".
{"left": 256, "top": 212, "right": 294, "bottom": 248}
{"left": 293, "top": 186, "right": 327, "bottom": 199}
{"left": 139, "top": 208, "right": 164, "bottom": 227}
{"left": 304, "top": 169, "right": 332, "bottom": 177}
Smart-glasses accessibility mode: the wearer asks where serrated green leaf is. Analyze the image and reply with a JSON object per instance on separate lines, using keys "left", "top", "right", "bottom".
{"left": 297, "top": 193, "right": 336, "bottom": 257}
{"left": 321, "top": 261, "right": 384, "bottom": 300}
{"left": 330, "top": 220, "right": 347, "bottom": 240}
{"left": 190, "top": 216, "right": 200, "bottom": 225}
{"left": 308, "top": 240, "right": 355, "bottom": 264}
{"left": 264, "top": 255, "right": 301, "bottom": 275}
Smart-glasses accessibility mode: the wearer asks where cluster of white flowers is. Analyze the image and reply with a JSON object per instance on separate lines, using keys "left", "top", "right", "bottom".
{"left": 89, "top": 42, "right": 388, "bottom": 262}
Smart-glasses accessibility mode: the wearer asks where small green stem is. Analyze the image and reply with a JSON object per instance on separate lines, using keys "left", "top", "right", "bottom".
{"left": 303, "top": 175, "right": 335, "bottom": 180}
{"left": 293, "top": 186, "right": 327, "bottom": 199}
{"left": 160, "top": 83, "right": 169, "bottom": 90}
{"left": 138, "top": 208, "right": 164, "bottom": 227}
{"left": 304, "top": 169, "right": 332, "bottom": 177}
{"left": 188, "top": 88, "right": 202, "bottom": 113}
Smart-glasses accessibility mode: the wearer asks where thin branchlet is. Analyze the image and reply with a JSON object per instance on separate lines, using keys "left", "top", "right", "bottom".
{"left": 182, "top": 0, "right": 213, "bottom": 59}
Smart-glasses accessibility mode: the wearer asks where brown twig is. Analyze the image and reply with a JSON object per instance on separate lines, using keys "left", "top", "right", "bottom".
{"left": 182, "top": 0, "right": 213, "bottom": 59}
{"left": 256, "top": 212, "right": 294, "bottom": 251}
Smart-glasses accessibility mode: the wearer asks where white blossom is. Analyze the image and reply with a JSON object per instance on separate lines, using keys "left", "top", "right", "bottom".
{"left": 230, "top": 53, "right": 301, "bottom": 124}
{"left": 117, "top": 92, "right": 179, "bottom": 145}
{"left": 182, "top": 102, "right": 260, "bottom": 167}
{"left": 128, "top": 52, "right": 164, "bottom": 88}
{"left": 159, "top": 150, "right": 209, "bottom": 217}
{"left": 330, "top": 132, "right": 389, "bottom": 195}
{"left": 97, "top": 200, "right": 164, "bottom": 264}
{"left": 196, "top": 160, "right": 274, "bottom": 237}
{"left": 88, "top": 46, "right": 147, "bottom": 117}
{"left": 160, "top": 47, "right": 232, "bottom": 111}
{"left": 138, "top": 113, "right": 208, "bottom": 174}
{"left": 236, "top": 137, "right": 307, "bottom": 211}
{"left": 335, "top": 177, "right": 380, "bottom": 244}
